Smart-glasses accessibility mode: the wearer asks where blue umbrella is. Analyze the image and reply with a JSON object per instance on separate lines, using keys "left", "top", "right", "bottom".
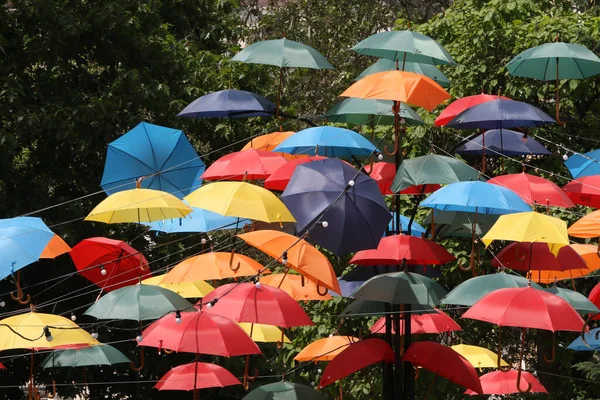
{"left": 177, "top": 89, "right": 276, "bottom": 118}
{"left": 272, "top": 126, "right": 379, "bottom": 159}
{"left": 420, "top": 181, "right": 531, "bottom": 215}
{"left": 567, "top": 328, "right": 600, "bottom": 351}
{"left": 564, "top": 149, "right": 600, "bottom": 178}
{"left": 330, "top": 278, "right": 364, "bottom": 298}
{"left": 100, "top": 122, "right": 205, "bottom": 198}
{"left": 446, "top": 99, "right": 555, "bottom": 129}
{"left": 387, "top": 214, "right": 426, "bottom": 237}
{"left": 455, "top": 129, "right": 551, "bottom": 157}
{"left": 145, "top": 206, "right": 250, "bottom": 233}
{"left": 281, "top": 158, "right": 391, "bottom": 255}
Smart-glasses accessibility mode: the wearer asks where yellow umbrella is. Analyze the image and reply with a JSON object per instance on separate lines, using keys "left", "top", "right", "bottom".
{"left": 451, "top": 344, "right": 509, "bottom": 370}
{"left": 142, "top": 274, "right": 214, "bottom": 298}
{"left": 238, "top": 322, "right": 290, "bottom": 343}
{"left": 184, "top": 182, "right": 295, "bottom": 224}
{"left": 85, "top": 188, "right": 192, "bottom": 224}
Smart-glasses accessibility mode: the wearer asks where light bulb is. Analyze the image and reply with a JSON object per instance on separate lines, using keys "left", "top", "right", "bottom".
{"left": 317, "top": 368, "right": 322, "bottom": 374}
{"left": 43, "top": 326, "right": 53, "bottom": 342}
{"left": 399, "top": 118, "right": 406, "bottom": 125}
{"left": 281, "top": 258, "right": 288, "bottom": 265}
{"left": 348, "top": 180, "right": 355, "bottom": 187}
{"left": 255, "top": 281, "right": 262, "bottom": 289}
{"left": 175, "top": 310, "right": 182, "bottom": 324}
{"left": 0, "top": 300, "right": 5, "bottom": 308}
{"left": 136, "top": 334, "right": 143, "bottom": 343}
{"left": 377, "top": 153, "right": 384, "bottom": 161}
{"left": 311, "top": 382, "right": 315, "bottom": 387}
{"left": 562, "top": 154, "right": 569, "bottom": 161}
{"left": 91, "top": 332, "right": 99, "bottom": 340}
{"left": 321, "top": 221, "right": 328, "bottom": 228}
{"left": 71, "top": 314, "right": 76, "bottom": 321}
{"left": 100, "top": 266, "right": 107, "bottom": 276}
{"left": 201, "top": 238, "right": 207, "bottom": 245}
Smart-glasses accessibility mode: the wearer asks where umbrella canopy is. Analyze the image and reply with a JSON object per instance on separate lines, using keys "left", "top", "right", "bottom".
{"left": 201, "top": 150, "right": 287, "bottom": 181}
{"left": 454, "top": 129, "right": 551, "bottom": 157}
{"left": 161, "top": 252, "right": 265, "bottom": 283}
{"left": 350, "top": 235, "right": 455, "bottom": 265}
{"left": 367, "top": 162, "right": 396, "bottom": 195}
{"left": 232, "top": 38, "right": 334, "bottom": 69}
{"left": 341, "top": 70, "right": 450, "bottom": 111}
{"left": 387, "top": 213, "right": 427, "bottom": 237}
{"left": 482, "top": 212, "right": 569, "bottom": 250}
{"left": 281, "top": 158, "right": 390, "bottom": 255}
{"left": 391, "top": 154, "right": 480, "bottom": 194}
{"left": 351, "top": 30, "right": 455, "bottom": 65}
{"left": 100, "top": 122, "right": 205, "bottom": 198}
{"left": 403, "top": 341, "right": 483, "bottom": 394}
{"left": 273, "top": 126, "right": 379, "bottom": 159}
{"left": 238, "top": 230, "right": 340, "bottom": 293}
{"left": 69, "top": 237, "right": 150, "bottom": 293}
{"left": 450, "top": 344, "right": 509, "bottom": 369}
{"left": 356, "top": 59, "right": 451, "bottom": 88}
{"left": 435, "top": 94, "right": 509, "bottom": 126}
{"left": 294, "top": 336, "right": 359, "bottom": 362}
{"left": 184, "top": 182, "right": 296, "bottom": 224}
{"left": 370, "top": 308, "right": 461, "bottom": 335}
{"left": 242, "top": 131, "right": 296, "bottom": 152}
{"left": 324, "top": 98, "right": 425, "bottom": 126}
{"left": 464, "top": 370, "right": 547, "bottom": 395}
{"left": 145, "top": 206, "right": 251, "bottom": 233}
{"left": 462, "top": 287, "right": 584, "bottom": 332}
{"left": 139, "top": 310, "right": 261, "bottom": 356}
{"left": 446, "top": 99, "right": 555, "bottom": 129}
{"left": 341, "top": 299, "right": 436, "bottom": 317}
{"left": 564, "top": 149, "right": 600, "bottom": 178}
{"left": 85, "top": 188, "right": 192, "bottom": 224}
{"left": 177, "top": 89, "right": 276, "bottom": 118}
{"left": 568, "top": 209, "right": 600, "bottom": 239}
{"left": 264, "top": 156, "right": 328, "bottom": 191}
{"left": 488, "top": 173, "right": 574, "bottom": 208}
{"left": 202, "top": 283, "right": 313, "bottom": 328}
{"left": 154, "top": 362, "right": 241, "bottom": 391}
{"left": 84, "top": 284, "right": 192, "bottom": 321}
{"left": 40, "top": 344, "right": 130, "bottom": 368}
{"left": 441, "top": 273, "right": 542, "bottom": 307}
{"left": 423, "top": 210, "right": 498, "bottom": 238}
{"left": 243, "top": 381, "right": 325, "bottom": 400}
{"left": 526, "top": 244, "right": 598, "bottom": 285}
{"left": 492, "top": 242, "right": 587, "bottom": 272}
{"left": 352, "top": 271, "right": 447, "bottom": 306}
{"left": 543, "top": 287, "right": 599, "bottom": 314}
{"left": 567, "top": 327, "right": 600, "bottom": 351}
{"left": 40, "top": 235, "right": 71, "bottom": 259}
{"left": 260, "top": 274, "right": 333, "bottom": 301}
{"left": 563, "top": 175, "right": 600, "bottom": 208}
{"left": 238, "top": 323, "right": 290, "bottom": 344}
{"left": 318, "top": 339, "right": 394, "bottom": 388}
{"left": 420, "top": 181, "right": 531, "bottom": 215}
{"left": 141, "top": 275, "right": 214, "bottom": 299}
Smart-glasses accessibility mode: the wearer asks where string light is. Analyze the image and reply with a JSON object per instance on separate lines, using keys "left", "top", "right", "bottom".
{"left": 348, "top": 180, "right": 355, "bottom": 187}
{"left": 100, "top": 266, "right": 107, "bottom": 276}
{"left": 0, "top": 300, "right": 5, "bottom": 308}
{"left": 135, "top": 333, "right": 143, "bottom": 343}
{"left": 70, "top": 313, "right": 76, "bottom": 321}
{"left": 320, "top": 221, "right": 329, "bottom": 228}
{"left": 175, "top": 311, "right": 182, "bottom": 324}
{"left": 43, "top": 326, "right": 53, "bottom": 342}
{"left": 255, "top": 281, "right": 262, "bottom": 289}
{"left": 281, "top": 252, "right": 288, "bottom": 265}
{"left": 91, "top": 332, "right": 99, "bottom": 340}
{"left": 563, "top": 153, "right": 569, "bottom": 161}
{"left": 377, "top": 153, "right": 384, "bottom": 161}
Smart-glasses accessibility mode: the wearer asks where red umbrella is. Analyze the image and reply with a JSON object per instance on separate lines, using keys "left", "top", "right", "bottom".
{"left": 488, "top": 173, "right": 574, "bottom": 208}
{"left": 491, "top": 242, "right": 587, "bottom": 272}
{"left": 464, "top": 370, "right": 547, "bottom": 395}
{"left": 154, "top": 361, "right": 241, "bottom": 391}
{"left": 139, "top": 310, "right": 261, "bottom": 356}
{"left": 563, "top": 176, "right": 600, "bottom": 209}
{"left": 403, "top": 341, "right": 483, "bottom": 396}
{"left": 370, "top": 308, "right": 461, "bottom": 335}
{"left": 350, "top": 235, "right": 456, "bottom": 266}
{"left": 69, "top": 237, "right": 150, "bottom": 293}
{"left": 0, "top": 362, "right": 5, "bottom": 369}
{"left": 367, "top": 162, "right": 395, "bottom": 195}
{"left": 435, "top": 93, "right": 510, "bottom": 126}
{"left": 318, "top": 339, "right": 394, "bottom": 388}
{"left": 201, "top": 149, "right": 287, "bottom": 181}
{"left": 264, "top": 156, "right": 327, "bottom": 191}
{"left": 588, "top": 282, "right": 600, "bottom": 320}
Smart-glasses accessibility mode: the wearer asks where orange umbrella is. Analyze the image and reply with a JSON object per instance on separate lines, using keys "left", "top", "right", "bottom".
{"left": 294, "top": 335, "right": 359, "bottom": 362}
{"left": 40, "top": 235, "right": 71, "bottom": 259}
{"left": 568, "top": 211, "right": 600, "bottom": 254}
{"left": 242, "top": 131, "right": 307, "bottom": 161}
{"left": 237, "top": 230, "right": 340, "bottom": 294}
{"left": 260, "top": 274, "right": 332, "bottom": 301}
{"left": 528, "top": 244, "right": 599, "bottom": 284}
{"left": 161, "top": 252, "right": 266, "bottom": 283}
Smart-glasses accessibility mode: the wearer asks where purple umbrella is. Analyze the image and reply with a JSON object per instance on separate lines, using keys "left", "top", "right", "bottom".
{"left": 446, "top": 99, "right": 555, "bottom": 129}
{"left": 455, "top": 129, "right": 551, "bottom": 157}
{"left": 177, "top": 89, "right": 276, "bottom": 119}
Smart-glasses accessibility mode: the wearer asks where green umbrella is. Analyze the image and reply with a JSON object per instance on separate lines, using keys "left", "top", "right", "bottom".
{"left": 351, "top": 30, "right": 455, "bottom": 66}
{"left": 506, "top": 41, "right": 600, "bottom": 123}
{"left": 243, "top": 381, "right": 325, "bottom": 400}
{"left": 423, "top": 210, "right": 498, "bottom": 238}
{"left": 40, "top": 344, "right": 131, "bottom": 368}
{"left": 441, "top": 273, "right": 542, "bottom": 307}
{"left": 324, "top": 98, "right": 425, "bottom": 126}
{"left": 341, "top": 299, "right": 435, "bottom": 317}
{"left": 356, "top": 59, "right": 451, "bottom": 88}
{"left": 543, "top": 287, "right": 600, "bottom": 314}
{"left": 352, "top": 271, "right": 447, "bottom": 306}
{"left": 84, "top": 283, "right": 193, "bottom": 321}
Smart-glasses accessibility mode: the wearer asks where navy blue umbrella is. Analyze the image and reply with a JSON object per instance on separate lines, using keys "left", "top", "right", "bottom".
{"left": 446, "top": 99, "right": 555, "bottom": 129}
{"left": 177, "top": 89, "right": 276, "bottom": 118}
{"left": 281, "top": 158, "right": 391, "bottom": 255}
{"left": 455, "top": 129, "right": 551, "bottom": 157}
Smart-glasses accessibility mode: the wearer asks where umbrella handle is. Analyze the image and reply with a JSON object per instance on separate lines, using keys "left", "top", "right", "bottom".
{"left": 423, "top": 373, "right": 438, "bottom": 400}
{"left": 515, "top": 244, "right": 527, "bottom": 261}
{"left": 363, "top": 158, "right": 374, "bottom": 175}
{"left": 242, "top": 355, "right": 259, "bottom": 390}
{"left": 129, "top": 348, "right": 144, "bottom": 372}
{"left": 581, "top": 313, "right": 600, "bottom": 348}
{"left": 46, "top": 380, "right": 56, "bottom": 399}
{"left": 383, "top": 134, "right": 399, "bottom": 156}
{"left": 422, "top": 213, "right": 436, "bottom": 241}
{"left": 229, "top": 249, "right": 241, "bottom": 272}
{"left": 457, "top": 259, "right": 472, "bottom": 272}
{"left": 316, "top": 284, "right": 329, "bottom": 297}
{"left": 517, "top": 328, "right": 532, "bottom": 393}
{"left": 163, "top": 348, "right": 174, "bottom": 354}
{"left": 276, "top": 330, "right": 285, "bottom": 349}
{"left": 10, "top": 271, "right": 31, "bottom": 305}
{"left": 543, "top": 333, "right": 556, "bottom": 363}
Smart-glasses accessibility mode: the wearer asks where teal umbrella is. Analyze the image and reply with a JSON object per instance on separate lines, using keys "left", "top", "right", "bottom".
{"left": 543, "top": 287, "right": 600, "bottom": 314}
{"left": 356, "top": 59, "right": 451, "bottom": 88}
{"left": 41, "top": 344, "right": 131, "bottom": 368}
{"left": 243, "top": 381, "right": 325, "bottom": 400}
{"left": 340, "top": 299, "right": 436, "bottom": 317}
{"left": 324, "top": 98, "right": 425, "bottom": 126}
{"left": 423, "top": 210, "right": 498, "bottom": 238}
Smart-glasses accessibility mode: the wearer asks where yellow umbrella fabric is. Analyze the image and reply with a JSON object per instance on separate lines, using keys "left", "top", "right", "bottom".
{"left": 242, "top": 131, "right": 306, "bottom": 161}
{"left": 85, "top": 188, "right": 192, "bottom": 223}
{"left": 238, "top": 323, "right": 290, "bottom": 343}
{"left": 142, "top": 274, "right": 214, "bottom": 298}
{"left": 451, "top": 344, "right": 509, "bottom": 369}
{"left": 184, "top": 182, "right": 296, "bottom": 224}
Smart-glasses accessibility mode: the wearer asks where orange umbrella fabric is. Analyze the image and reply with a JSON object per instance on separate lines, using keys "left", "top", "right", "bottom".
{"left": 294, "top": 336, "right": 359, "bottom": 362}
{"left": 568, "top": 210, "right": 600, "bottom": 238}
{"left": 242, "top": 131, "right": 295, "bottom": 151}
{"left": 238, "top": 230, "right": 341, "bottom": 294}
{"left": 161, "top": 252, "right": 266, "bottom": 283}
{"left": 341, "top": 70, "right": 450, "bottom": 111}
{"left": 528, "top": 244, "right": 598, "bottom": 284}
{"left": 260, "top": 274, "right": 332, "bottom": 301}
{"left": 40, "top": 235, "right": 71, "bottom": 259}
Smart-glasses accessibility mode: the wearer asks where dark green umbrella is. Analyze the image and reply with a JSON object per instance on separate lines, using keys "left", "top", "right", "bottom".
{"left": 543, "top": 287, "right": 600, "bottom": 314}
{"left": 324, "top": 98, "right": 425, "bottom": 126}
{"left": 40, "top": 344, "right": 131, "bottom": 368}
{"left": 356, "top": 59, "right": 451, "bottom": 88}
{"left": 340, "top": 299, "right": 435, "bottom": 317}
{"left": 423, "top": 210, "right": 498, "bottom": 238}
{"left": 243, "top": 381, "right": 325, "bottom": 400}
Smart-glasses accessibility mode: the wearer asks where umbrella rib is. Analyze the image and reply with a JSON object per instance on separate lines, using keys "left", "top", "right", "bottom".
{"left": 142, "top": 124, "right": 161, "bottom": 171}
{"left": 105, "top": 147, "right": 157, "bottom": 179}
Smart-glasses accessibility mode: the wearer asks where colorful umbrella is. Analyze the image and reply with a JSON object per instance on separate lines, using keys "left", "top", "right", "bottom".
{"left": 366, "top": 162, "right": 396, "bottom": 195}
{"left": 464, "top": 370, "right": 547, "bottom": 395}
{"left": 435, "top": 94, "right": 509, "bottom": 126}
{"left": 454, "top": 129, "right": 551, "bottom": 157}
{"left": 69, "top": 237, "right": 150, "bottom": 293}
{"left": 387, "top": 213, "right": 427, "bottom": 237}
{"left": 589, "top": 282, "right": 600, "bottom": 320}
{"left": 154, "top": 362, "right": 241, "bottom": 391}
{"left": 294, "top": 336, "right": 359, "bottom": 362}
{"left": 341, "top": 299, "right": 436, "bottom": 317}
{"left": 567, "top": 327, "right": 600, "bottom": 351}
{"left": 144, "top": 205, "right": 250, "bottom": 233}
{"left": 446, "top": 99, "right": 555, "bottom": 129}
{"left": 567, "top": 210, "right": 600, "bottom": 252}
{"left": 423, "top": 210, "right": 498, "bottom": 238}
{"left": 488, "top": 173, "right": 574, "bottom": 208}
{"left": 242, "top": 131, "right": 296, "bottom": 151}
{"left": 141, "top": 275, "right": 214, "bottom": 299}
{"left": 260, "top": 274, "right": 333, "bottom": 301}
{"left": 324, "top": 98, "right": 425, "bottom": 126}
{"left": 564, "top": 148, "right": 600, "bottom": 178}
{"left": 238, "top": 323, "right": 290, "bottom": 344}
{"left": 370, "top": 308, "right": 461, "bottom": 335}
{"left": 450, "top": 344, "right": 509, "bottom": 369}
{"left": 563, "top": 175, "right": 600, "bottom": 208}
{"left": 201, "top": 150, "right": 287, "bottom": 181}
{"left": 350, "top": 235, "right": 455, "bottom": 266}
{"left": 243, "top": 381, "right": 325, "bottom": 400}
{"left": 161, "top": 252, "right": 265, "bottom": 283}
{"left": 543, "top": 287, "right": 599, "bottom": 314}
{"left": 492, "top": 242, "right": 587, "bottom": 272}
{"left": 40, "top": 235, "right": 71, "bottom": 259}
{"left": 177, "top": 89, "right": 276, "bottom": 118}
{"left": 40, "top": 344, "right": 130, "bottom": 368}
{"left": 356, "top": 59, "right": 451, "bottom": 88}
{"left": 264, "top": 156, "right": 327, "bottom": 191}
{"left": 281, "top": 158, "right": 390, "bottom": 255}
{"left": 100, "top": 122, "right": 205, "bottom": 198}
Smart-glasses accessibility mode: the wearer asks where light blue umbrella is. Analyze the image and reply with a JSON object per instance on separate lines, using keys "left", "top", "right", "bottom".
{"left": 387, "top": 214, "right": 426, "bottom": 237}
{"left": 145, "top": 206, "right": 250, "bottom": 233}
{"left": 420, "top": 181, "right": 531, "bottom": 215}
{"left": 100, "top": 122, "right": 205, "bottom": 199}
{"left": 567, "top": 328, "right": 600, "bottom": 351}
{"left": 272, "top": 126, "right": 379, "bottom": 159}
{"left": 564, "top": 149, "right": 600, "bottom": 178}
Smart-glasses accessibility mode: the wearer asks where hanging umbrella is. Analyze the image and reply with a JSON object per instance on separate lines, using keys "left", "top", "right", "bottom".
{"left": 528, "top": 266, "right": 595, "bottom": 285}
{"left": 543, "top": 287, "right": 599, "bottom": 314}
{"left": 492, "top": 242, "right": 587, "bottom": 272}
{"left": 324, "top": 98, "right": 425, "bottom": 126}
{"left": 184, "top": 182, "right": 295, "bottom": 224}
{"left": 564, "top": 149, "right": 600, "bottom": 178}
{"left": 567, "top": 327, "right": 600, "bottom": 351}
{"left": 40, "top": 344, "right": 130, "bottom": 368}
{"left": 238, "top": 323, "right": 290, "bottom": 344}
{"left": 295, "top": 336, "right": 359, "bottom": 362}
{"left": 423, "top": 210, "right": 498, "bottom": 238}
{"left": 145, "top": 205, "right": 251, "bottom": 233}
{"left": 281, "top": 158, "right": 390, "bottom": 255}
{"left": 201, "top": 150, "right": 287, "bottom": 181}
{"left": 366, "top": 162, "right": 396, "bottom": 195}
{"left": 435, "top": 94, "right": 510, "bottom": 126}
{"left": 341, "top": 299, "right": 436, "bottom": 317}
{"left": 40, "top": 235, "right": 71, "bottom": 259}
{"left": 487, "top": 173, "right": 574, "bottom": 208}
{"left": 464, "top": 370, "right": 547, "bottom": 395}
{"left": 260, "top": 274, "right": 333, "bottom": 301}
{"left": 350, "top": 235, "right": 455, "bottom": 266}
{"left": 264, "top": 156, "right": 327, "bottom": 191}
{"left": 567, "top": 210, "right": 600, "bottom": 254}
{"left": 69, "top": 237, "right": 150, "bottom": 293}
{"left": 450, "top": 344, "right": 509, "bottom": 369}
{"left": 356, "top": 59, "right": 451, "bottom": 88}
{"left": 154, "top": 362, "right": 241, "bottom": 391}
{"left": 161, "top": 252, "right": 265, "bottom": 283}
{"left": 243, "top": 381, "right": 325, "bottom": 400}
{"left": 318, "top": 339, "right": 394, "bottom": 388}
{"left": 370, "top": 308, "right": 461, "bottom": 335}
{"left": 177, "top": 89, "right": 276, "bottom": 118}
{"left": 446, "top": 99, "right": 555, "bottom": 129}
{"left": 589, "top": 283, "right": 600, "bottom": 320}
{"left": 242, "top": 131, "right": 296, "bottom": 151}
{"left": 454, "top": 129, "right": 551, "bottom": 157}
{"left": 333, "top": 278, "right": 364, "bottom": 298}
{"left": 100, "top": 122, "right": 205, "bottom": 198}
{"left": 142, "top": 275, "right": 214, "bottom": 299}
{"left": 385, "top": 213, "right": 427, "bottom": 237}
{"left": 563, "top": 175, "right": 600, "bottom": 208}
{"left": 238, "top": 230, "right": 340, "bottom": 293}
